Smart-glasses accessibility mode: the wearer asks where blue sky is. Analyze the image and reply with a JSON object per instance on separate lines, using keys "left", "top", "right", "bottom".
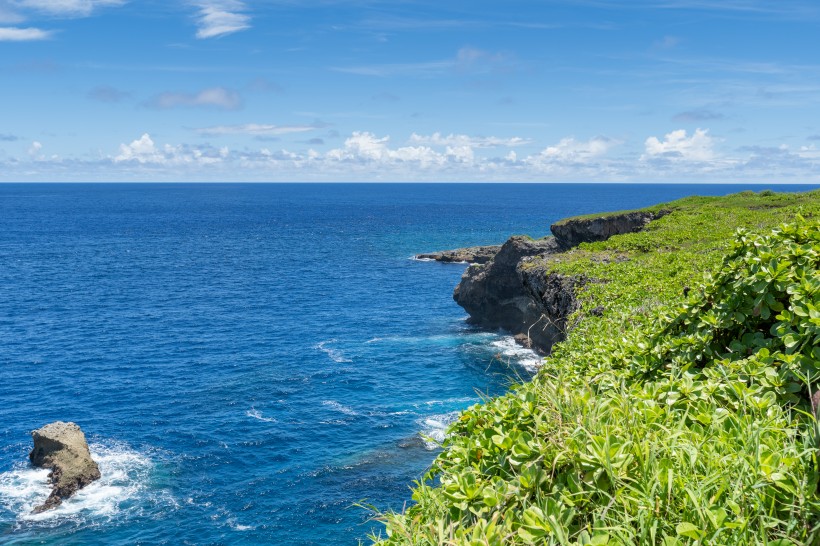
{"left": 1, "top": 0, "right": 819, "bottom": 182}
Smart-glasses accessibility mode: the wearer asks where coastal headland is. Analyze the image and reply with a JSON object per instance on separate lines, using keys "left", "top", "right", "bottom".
{"left": 381, "top": 189, "right": 820, "bottom": 544}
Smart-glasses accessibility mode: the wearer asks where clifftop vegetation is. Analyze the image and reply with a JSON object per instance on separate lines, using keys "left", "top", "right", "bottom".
{"left": 373, "top": 189, "right": 820, "bottom": 545}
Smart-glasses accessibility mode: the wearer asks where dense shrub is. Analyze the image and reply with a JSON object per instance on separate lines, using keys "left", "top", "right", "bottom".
{"left": 373, "top": 193, "right": 820, "bottom": 546}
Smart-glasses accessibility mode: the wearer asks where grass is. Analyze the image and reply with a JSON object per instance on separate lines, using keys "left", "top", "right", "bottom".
{"left": 370, "top": 189, "right": 820, "bottom": 546}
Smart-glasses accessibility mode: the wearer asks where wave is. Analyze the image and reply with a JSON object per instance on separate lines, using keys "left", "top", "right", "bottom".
{"left": 417, "top": 411, "right": 461, "bottom": 451}
{"left": 313, "top": 340, "right": 353, "bottom": 363}
{"left": 246, "top": 408, "right": 277, "bottom": 423}
{"left": 490, "top": 336, "right": 543, "bottom": 372}
{"left": 322, "top": 400, "right": 359, "bottom": 417}
{"left": 0, "top": 441, "right": 174, "bottom": 528}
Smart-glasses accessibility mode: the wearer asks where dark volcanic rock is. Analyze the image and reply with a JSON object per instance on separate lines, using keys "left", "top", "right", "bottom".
{"left": 550, "top": 210, "right": 669, "bottom": 250}
{"left": 29, "top": 421, "right": 101, "bottom": 513}
{"left": 453, "top": 236, "right": 560, "bottom": 347}
{"left": 415, "top": 245, "right": 501, "bottom": 264}
{"left": 452, "top": 209, "right": 670, "bottom": 355}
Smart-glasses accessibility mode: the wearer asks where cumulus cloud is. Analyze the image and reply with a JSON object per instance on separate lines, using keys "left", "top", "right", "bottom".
{"left": 28, "top": 140, "right": 42, "bottom": 157}
{"left": 408, "top": 132, "right": 529, "bottom": 148}
{"left": 146, "top": 87, "right": 242, "bottom": 110}
{"left": 17, "top": 0, "right": 124, "bottom": 16}
{"left": 192, "top": 0, "right": 250, "bottom": 39}
{"left": 535, "top": 136, "right": 619, "bottom": 162}
{"left": 195, "top": 122, "right": 324, "bottom": 137}
{"left": 454, "top": 46, "right": 513, "bottom": 74}
{"left": 114, "top": 133, "right": 229, "bottom": 165}
{"left": 643, "top": 128, "right": 716, "bottom": 162}
{"left": 0, "top": 26, "right": 52, "bottom": 40}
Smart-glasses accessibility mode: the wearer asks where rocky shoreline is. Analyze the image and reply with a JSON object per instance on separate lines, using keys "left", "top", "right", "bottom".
{"left": 425, "top": 209, "right": 669, "bottom": 355}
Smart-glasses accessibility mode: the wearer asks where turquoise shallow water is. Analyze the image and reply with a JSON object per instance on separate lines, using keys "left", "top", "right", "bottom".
{"left": 0, "top": 183, "right": 814, "bottom": 545}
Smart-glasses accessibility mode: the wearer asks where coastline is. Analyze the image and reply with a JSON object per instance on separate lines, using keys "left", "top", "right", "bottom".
{"left": 379, "top": 188, "right": 820, "bottom": 544}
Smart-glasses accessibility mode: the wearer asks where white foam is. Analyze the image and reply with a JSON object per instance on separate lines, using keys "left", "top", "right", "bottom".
{"left": 415, "top": 397, "right": 477, "bottom": 408}
{"left": 409, "top": 256, "right": 436, "bottom": 262}
{"left": 490, "top": 336, "right": 543, "bottom": 372}
{"left": 0, "top": 442, "right": 172, "bottom": 527}
{"left": 314, "top": 340, "right": 352, "bottom": 363}
{"left": 322, "top": 400, "right": 359, "bottom": 416}
{"left": 246, "top": 408, "right": 277, "bottom": 423}
{"left": 418, "top": 411, "right": 461, "bottom": 450}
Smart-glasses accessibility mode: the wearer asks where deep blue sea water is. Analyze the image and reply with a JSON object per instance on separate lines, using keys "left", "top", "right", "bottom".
{"left": 0, "top": 183, "right": 815, "bottom": 545}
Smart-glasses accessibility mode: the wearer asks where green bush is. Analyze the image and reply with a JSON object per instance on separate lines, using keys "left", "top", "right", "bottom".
{"left": 372, "top": 192, "right": 820, "bottom": 546}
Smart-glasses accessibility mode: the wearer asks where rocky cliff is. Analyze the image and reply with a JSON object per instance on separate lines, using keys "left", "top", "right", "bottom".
{"left": 451, "top": 209, "right": 669, "bottom": 354}
{"left": 551, "top": 210, "right": 668, "bottom": 249}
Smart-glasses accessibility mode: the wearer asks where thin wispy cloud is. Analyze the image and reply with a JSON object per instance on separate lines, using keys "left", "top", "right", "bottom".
{"left": 673, "top": 109, "right": 725, "bottom": 122}
{"left": 87, "top": 85, "right": 130, "bottom": 102}
{"left": 0, "top": 133, "right": 20, "bottom": 141}
{"left": 16, "top": 0, "right": 125, "bottom": 17}
{"left": 0, "top": 26, "right": 52, "bottom": 40}
{"left": 146, "top": 87, "right": 242, "bottom": 110}
{"left": 194, "top": 122, "right": 325, "bottom": 137}
{"left": 332, "top": 47, "right": 514, "bottom": 78}
{"left": 409, "top": 133, "right": 529, "bottom": 148}
{"left": 192, "top": 0, "right": 250, "bottom": 39}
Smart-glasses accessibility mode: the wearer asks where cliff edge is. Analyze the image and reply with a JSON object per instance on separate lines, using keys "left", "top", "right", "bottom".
{"left": 452, "top": 209, "right": 669, "bottom": 353}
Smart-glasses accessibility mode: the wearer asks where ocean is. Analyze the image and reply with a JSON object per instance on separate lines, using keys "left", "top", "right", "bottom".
{"left": 0, "top": 183, "right": 814, "bottom": 545}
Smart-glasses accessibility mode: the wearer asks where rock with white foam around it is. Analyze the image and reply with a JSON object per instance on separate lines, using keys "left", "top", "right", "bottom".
{"left": 29, "top": 421, "right": 101, "bottom": 513}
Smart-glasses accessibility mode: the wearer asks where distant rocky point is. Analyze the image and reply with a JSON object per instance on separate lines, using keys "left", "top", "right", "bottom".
{"left": 414, "top": 245, "right": 501, "bottom": 264}
{"left": 29, "top": 421, "right": 101, "bottom": 513}
{"left": 419, "top": 209, "right": 672, "bottom": 355}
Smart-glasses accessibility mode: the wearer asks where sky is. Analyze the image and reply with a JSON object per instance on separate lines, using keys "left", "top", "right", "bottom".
{"left": 1, "top": 0, "right": 820, "bottom": 182}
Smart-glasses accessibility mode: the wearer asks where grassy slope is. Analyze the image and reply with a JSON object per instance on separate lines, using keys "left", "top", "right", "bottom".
{"left": 373, "top": 189, "right": 820, "bottom": 546}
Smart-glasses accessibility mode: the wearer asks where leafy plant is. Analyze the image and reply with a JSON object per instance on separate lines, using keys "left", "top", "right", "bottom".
{"left": 371, "top": 190, "right": 820, "bottom": 546}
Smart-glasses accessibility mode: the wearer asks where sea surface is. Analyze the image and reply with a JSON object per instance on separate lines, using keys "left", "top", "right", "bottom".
{"left": 0, "top": 183, "right": 814, "bottom": 545}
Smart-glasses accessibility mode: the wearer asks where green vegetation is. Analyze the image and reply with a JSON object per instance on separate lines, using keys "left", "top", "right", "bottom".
{"left": 373, "top": 189, "right": 820, "bottom": 545}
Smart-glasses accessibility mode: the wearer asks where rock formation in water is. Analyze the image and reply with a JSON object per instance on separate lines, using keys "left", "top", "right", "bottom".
{"left": 450, "top": 210, "right": 670, "bottom": 354}
{"left": 29, "top": 421, "right": 101, "bottom": 513}
{"left": 415, "top": 245, "right": 501, "bottom": 264}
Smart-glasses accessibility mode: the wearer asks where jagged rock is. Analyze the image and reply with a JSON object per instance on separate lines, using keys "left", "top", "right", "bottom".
{"left": 29, "top": 421, "right": 101, "bottom": 513}
{"left": 415, "top": 245, "right": 501, "bottom": 264}
{"left": 452, "top": 209, "right": 671, "bottom": 354}
{"left": 550, "top": 210, "right": 669, "bottom": 250}
{"left": 453, "top": 236, "right": 561, "bottom": 351}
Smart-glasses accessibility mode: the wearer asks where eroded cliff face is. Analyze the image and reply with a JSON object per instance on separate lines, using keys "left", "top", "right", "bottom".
{"left": 453, "top": 210, "right": 669, "bottom": 354}
{"left": 550, "top": 210, "right": 668, "bottom": 250}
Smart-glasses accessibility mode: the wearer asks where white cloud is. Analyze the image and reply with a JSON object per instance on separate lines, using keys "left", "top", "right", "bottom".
{"left": 114, "top": 133, "right": 229, "bottom": 166}
{"left": 114, "top": 133, "right": 162, "bottom": 163}
{"left": 28, "top": 140, "right": 42, "bottom": 157}
{"left": 17, "top": 0, "right": 125, "bottom": 16}
{"left": 147, "top": 87, "right": 242, "bottom": 110}
{"left": 195, "top": 123, "right": 321, "bottom": 137}
{"left": 534, "top": 136, "right": 619, "bottom": 162}
{"left": 643, "top": 128, "right": 716, "bottom": 161}
{"left": 0, "top": 26, "right": 52, "bottom": 40}
{"left": 408, "top": 132, "right": 529, "bottom": 148}
{"left": 192, "top": 0, "right": 250, "bottom": 39}
{"left": 327, "top": 132, "right": 444, "bottom": 166}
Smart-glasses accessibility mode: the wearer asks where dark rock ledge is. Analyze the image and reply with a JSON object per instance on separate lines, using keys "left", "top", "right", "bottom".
{"left": 414, "top": 245, "right": 501, "bottom": 264}
{"left": 29, "top": 421, "right": 101, "bottom": 513}
{"left": 420, "top": 209, "right": 671, "bottom": 356}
